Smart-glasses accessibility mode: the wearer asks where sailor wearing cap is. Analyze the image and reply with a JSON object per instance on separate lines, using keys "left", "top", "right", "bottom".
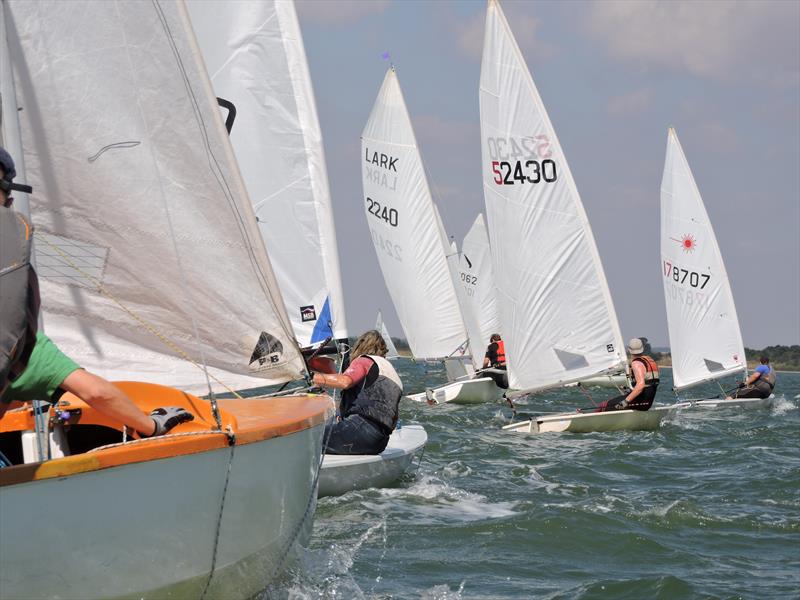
{"left": 595, "top": 337, "right": 660, "bottom": 412}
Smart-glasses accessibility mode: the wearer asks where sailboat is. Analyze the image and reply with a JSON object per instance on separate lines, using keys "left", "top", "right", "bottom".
{"left": 362, "top": 67, "right": 502, "bottom": 405}
{"left": 479, "top": 0, "right": 667, "bottom": 434}
{"left": 0, "top": 2, "right": 329, "bottom": 597}
{"left": 188, "top": 1, "right": 426, "bottom": 495}
{"left": 376, "top": 310, "right": 401, "bottom": 359}
{"left": 186, "top": 0, "right": 348, "bottom": 354}
{"left": 660, "top": 129, "right": 771, "bottom": 409}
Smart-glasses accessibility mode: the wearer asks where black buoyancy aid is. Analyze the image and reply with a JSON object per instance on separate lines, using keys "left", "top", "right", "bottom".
{"left": 1, "top": 207, "right": 40, "bottom": 389}
{"left": 631, "top": 355, "right": 660, "bottom": 387}
{"left": 495, "top": 340, "right": 506, "bottom": 367}
{"left": 342, "top": 355, "right": 403, "bottom": 433}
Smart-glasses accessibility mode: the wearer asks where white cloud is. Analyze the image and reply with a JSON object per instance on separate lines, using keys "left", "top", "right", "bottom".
{"left": 295, "top": 0, "right": 390, "bottom": 25}
{"left": 585, "top": 0, "right": 800, "bottom": 86}
{"left": 452, "top": 4, "right": 553, "bottom": 61}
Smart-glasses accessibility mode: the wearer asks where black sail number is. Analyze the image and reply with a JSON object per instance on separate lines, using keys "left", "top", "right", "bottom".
{"left": 366, "top": 197, "right": 398, "bottom": 227}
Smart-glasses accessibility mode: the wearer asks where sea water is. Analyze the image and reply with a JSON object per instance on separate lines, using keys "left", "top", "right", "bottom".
{"left": 270, "top": 364, "right": 799, "bottom": 599}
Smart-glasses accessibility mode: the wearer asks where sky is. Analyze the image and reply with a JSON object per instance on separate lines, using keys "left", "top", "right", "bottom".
{"left": 294, "top": 0, "right": 800, "bottom": 349}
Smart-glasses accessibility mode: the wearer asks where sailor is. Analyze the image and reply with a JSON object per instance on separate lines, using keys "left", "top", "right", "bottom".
{"left": 595, "top": 337, "right": 659, "bottom": 412}
{"left": 728, "top": 356, "right": 776, "bottom": 400}
{"left": 312, "top": 330, "right": 402, "bottom": 455}
{"left": 482, "top": 333, "right": 509, "bottom": 389}
{"left": 0, "top": 147, "right": 193, "bottom": 442}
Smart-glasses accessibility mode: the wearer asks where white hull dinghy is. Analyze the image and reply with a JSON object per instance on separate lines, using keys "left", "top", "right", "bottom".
{"left": 683, "top": 396, "right": 774, "bottom": 410}
{"left": 319, "top": 424, "right": 427, "bottom": 497}
{"left": 503, "top": 406, "right": 673, "bottom": 434}
{"left": 406, "top": 377, "right": 501, "bottom": 405}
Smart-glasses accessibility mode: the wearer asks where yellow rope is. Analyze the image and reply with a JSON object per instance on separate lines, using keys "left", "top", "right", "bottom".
{"left": 36, "top": 232, "right": 244, "bottom": 399}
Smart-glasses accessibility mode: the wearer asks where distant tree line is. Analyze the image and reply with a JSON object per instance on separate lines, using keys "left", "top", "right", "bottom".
{"left": 744, "top": 345, "right": 800, "bottom": 371}
{"left": 647, "top": 338, "right": 800, "bottom": 371}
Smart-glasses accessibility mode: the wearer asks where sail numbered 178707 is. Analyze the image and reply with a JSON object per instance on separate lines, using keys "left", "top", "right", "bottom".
{"left": 660, "top": 128, "right": 746, "bottom": 391}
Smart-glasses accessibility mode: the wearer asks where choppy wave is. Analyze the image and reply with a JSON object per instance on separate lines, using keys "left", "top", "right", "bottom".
{"left": 272, "top": 367, "right": 800, "bottom": 599}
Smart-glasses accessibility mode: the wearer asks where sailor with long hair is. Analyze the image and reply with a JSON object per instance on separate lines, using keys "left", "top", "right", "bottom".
{"left": 312, "top": 330, "right": 403, "bottom": 454}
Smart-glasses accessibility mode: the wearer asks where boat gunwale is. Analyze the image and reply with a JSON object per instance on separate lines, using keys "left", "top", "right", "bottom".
{"left": 0, "top": 381, "right": 331, "bottom": 487}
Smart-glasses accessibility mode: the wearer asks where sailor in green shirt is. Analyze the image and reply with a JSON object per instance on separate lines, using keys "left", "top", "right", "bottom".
{"left": 2, "top": 332, "right": 80, "bottom": 404}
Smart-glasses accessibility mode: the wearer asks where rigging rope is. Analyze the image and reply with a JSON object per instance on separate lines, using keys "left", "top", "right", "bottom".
{"left": 35, "top": 232, "right": 245, "bottom": 401}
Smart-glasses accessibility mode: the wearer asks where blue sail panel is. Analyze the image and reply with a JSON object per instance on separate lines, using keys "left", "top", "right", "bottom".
{"left": 310, "top": 296, "right": 333, "bottom": 344}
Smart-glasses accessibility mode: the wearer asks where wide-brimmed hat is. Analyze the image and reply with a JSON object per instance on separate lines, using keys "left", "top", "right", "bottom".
{"left": 628, "top": 338, "right": 644, "bottom": 355}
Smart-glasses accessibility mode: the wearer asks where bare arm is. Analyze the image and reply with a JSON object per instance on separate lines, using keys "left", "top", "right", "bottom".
{"left": 626, "top": 361, "right": 646, "bottom": 402}
{"left": 745, "top": 371, "right": 761, "bottom": 386}
{"left": 312, "top": 372, "right": 354, "bottom": 390}
{"left": 61, "top": 370, "right": 156, "bottom": 436}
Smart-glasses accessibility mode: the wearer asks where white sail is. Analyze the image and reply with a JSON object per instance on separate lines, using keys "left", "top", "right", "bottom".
{"left": 479, "top": 0, "right": 626, "bottom": 394}
{"left": 7, "top": 0, "right": 305, "bottom": 394}
{"left": 187, "top": 0, "right": 348, "bottom": 347}
{"left": 459, "top": 213, "right": 501, "bottom": 351}
{"left": 660, "top": 129, "right": 746, "bottom": 391}
{"left": 361, "top": 68, "right": 467, "bottom": 360}
{"left": 375, "top": 310, "right": 400, "bottom": 360}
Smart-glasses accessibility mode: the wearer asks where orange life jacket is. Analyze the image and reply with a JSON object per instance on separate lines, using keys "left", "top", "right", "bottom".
{"left": 495, "top": 340, "right": 506, "bottom": 367}
{"left": 631, "top": 355, "right": 659, "bottom": 387}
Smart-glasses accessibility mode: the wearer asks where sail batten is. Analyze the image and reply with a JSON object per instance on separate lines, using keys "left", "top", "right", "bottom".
{"left": 479, "top": 0, "right": 626, "bottom": 393}
{"left": 6, "top": 0, "right": 305, "bottom": 393}
{"left": 660, "top": 129, "right": 746, "bottom": 391}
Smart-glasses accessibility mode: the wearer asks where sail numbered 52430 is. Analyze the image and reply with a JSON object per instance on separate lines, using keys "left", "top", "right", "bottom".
{"left": 479, "top": 0, "right": 626, "bottom": 393}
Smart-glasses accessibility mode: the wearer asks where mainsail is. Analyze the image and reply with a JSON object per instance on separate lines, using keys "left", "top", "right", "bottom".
{"left": 5, "top": 0, "right": 305, "bottom": 394}
{"left": 479, "top": 0, "right": 626, "bottom": 394}
{"left": 660, "top": 128, "right": 746, "bottom": 391}
{"left": 459, "top": 213, "right": 501, "bottom": 351}
{"left": 187, "top": 0, "right": 348, "bottom": 347}
{"left": 362, "top": 68, "right": 467, "bottom": 360}
{"left": 375, "top": 310, "right": 400, "bottom": 360}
